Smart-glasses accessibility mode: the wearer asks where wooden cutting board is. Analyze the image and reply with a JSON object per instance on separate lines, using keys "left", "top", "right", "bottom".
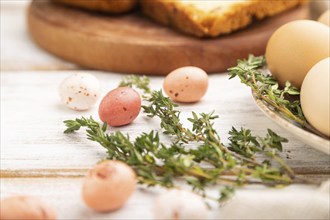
{"left": 28, "top": 1, "right": 309, "bottom": 75}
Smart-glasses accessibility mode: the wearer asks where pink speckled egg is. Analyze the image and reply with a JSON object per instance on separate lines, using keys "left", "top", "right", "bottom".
{"left": 98, "top": 87, "right": 141, "bottom": 127}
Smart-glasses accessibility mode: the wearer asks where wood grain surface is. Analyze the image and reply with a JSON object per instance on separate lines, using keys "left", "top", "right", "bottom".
{"left": 1, "top": 71, "right": 329, "bottom": 179}
{"left": 27, "top": 0, "right": 309, "bottom": 75}
{"left": 1, "top": 178, "right": 325, "bottom": 219}
{"left": 1, "top": 2, "right": 329, "bottom": 219}
{"left": 0, "top": 178, "right": 158, "bottom": 219}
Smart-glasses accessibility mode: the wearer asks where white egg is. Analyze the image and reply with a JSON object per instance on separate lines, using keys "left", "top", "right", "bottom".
{"left": 153, "top": 189, "right": 210, "bottom": 219}
{"left": 318, "top": 10, "right": 330, "bottom": 27}
{"left": 265, "top": 20, "right": 330, "bottom": 88}
{"left": 300, "top": 58, "right": 330, "bottom": 137}
{"left": 319, "top": 180, "right": 330, "bottom": 195}
{"left": 59, "top": 73, "right": 101, "bottom": 111}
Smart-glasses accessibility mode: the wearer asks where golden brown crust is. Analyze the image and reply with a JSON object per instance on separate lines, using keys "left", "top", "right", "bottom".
{"left": 141, "top": 0, "right": 308, "bottom": 37}
{"left": 139, "top": 0, "right": 206, "bottom": 37}
{"left": 52, "top": 0, "right": 138, "bottom": 14}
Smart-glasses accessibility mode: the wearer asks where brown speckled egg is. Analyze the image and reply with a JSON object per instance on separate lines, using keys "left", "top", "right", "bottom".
{"left": 0, "top": 196, "right": 57, "bottom": 220}
{"left": 163, "top": 66, "right": 208, "bottom": 103}
{"left": 98, "top": 87, "right": 141, "bottom": 127}
{"left": 82, "top": 160, "right": 136, "bottom": 212}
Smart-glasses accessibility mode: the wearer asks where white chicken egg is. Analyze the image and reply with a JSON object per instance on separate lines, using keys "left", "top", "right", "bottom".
{"left": 318, "top": 10, "right": 330, "bottom": 26}
{"left": 300, "top": 58, "right": 330, "bottom": 137}
{"left": 153, "top": 189, "right": 209, "bottom": 219}
{"left": 265, "top": 20, "right": 330, "bottom": 88}
{"left": 59, "top": 73, "right": 101, "bottom": 111}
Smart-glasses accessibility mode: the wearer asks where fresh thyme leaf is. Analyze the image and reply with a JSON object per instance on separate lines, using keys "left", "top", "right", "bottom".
{"left": 119, "top": 75, "right": 151, "bottom": 94}
{"left": 142, "top": 90, "right": 190, "bottom": 143}
{"left": 63, "top": 119, "right": 81, "bottom": 134}
{"left": 228, "top": 54, "right": 306, "bottom": 126}
{"left": 261, "top": 129, "right": 288, "bottom": 152}
{"left": 64, "top": 74, "right": 308, "bottom": 205}
{"left": 228, "top": 127, "right": 260, "bottom": 158}
{"left": 219, "top": 186, "right": 235, "bottom": 203}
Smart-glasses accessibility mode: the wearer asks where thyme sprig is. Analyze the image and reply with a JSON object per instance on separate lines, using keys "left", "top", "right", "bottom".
{"left": 228, "top": 54, "right": 306, "bottom": 126}
{"left": 64, "top": 75, "right": 303, "bottom": 203}
{"left": 119, "top": 75, "right": 151, "bottom": 94}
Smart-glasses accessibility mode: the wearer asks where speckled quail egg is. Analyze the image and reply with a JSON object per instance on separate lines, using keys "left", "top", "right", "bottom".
{"left": 82, "top": 160, "right": 136, "bottom": 212}
{"left": 59, "top": 73, "right": 101, "bottom": 110}
{"left": 98, "top": 87, "right": 141, "bottom": 127}
{"left": 0, "top": 195, "right": 57, "bottom": 220}
{"left": 163, "top": 66, "right": 208, "bottom": 103}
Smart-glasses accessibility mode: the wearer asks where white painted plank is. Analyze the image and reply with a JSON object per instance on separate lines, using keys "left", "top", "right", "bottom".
{"left": 1, "top": 2, "right": 329, "bottom": 219}
{"left": 0, "top": 178, "right": 156, "bottom": 219}
{"left": 1, "top": 71, "right": 329, "bottom": 177}
{"left": 1, "top": 0, "right": 30, "bottom": 6}
{"left": 1, "top": 178, "right": 327, "bottom": 219}
{"left": 0, "top": 1, "right": 78, "bottom": 71}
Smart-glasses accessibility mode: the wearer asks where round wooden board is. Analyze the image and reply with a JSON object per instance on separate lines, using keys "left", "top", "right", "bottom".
{"left": 28, "top": 1, "right": 309, "bottom": 75}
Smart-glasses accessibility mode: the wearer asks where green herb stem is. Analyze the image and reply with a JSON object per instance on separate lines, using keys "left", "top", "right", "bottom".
{"left": 63, "top": 72, "right": 310, "bottom": 204}
{"left": 228, "top": 54, "right": 307, "bottom": 127}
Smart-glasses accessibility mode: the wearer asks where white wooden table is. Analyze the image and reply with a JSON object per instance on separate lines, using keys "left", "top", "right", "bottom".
{"left": 1, "top": 1, "right": 329, "bottom": 219}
